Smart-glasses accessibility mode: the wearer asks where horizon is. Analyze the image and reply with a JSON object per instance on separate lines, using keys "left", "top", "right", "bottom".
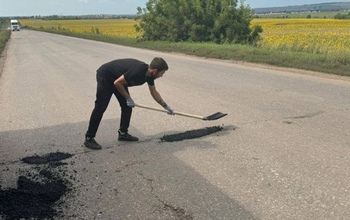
{"left": 0, "top": 0, "right": 349, "bottom": 17}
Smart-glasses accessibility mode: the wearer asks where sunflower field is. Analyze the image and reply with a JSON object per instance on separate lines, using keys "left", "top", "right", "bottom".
{"left": 251, "top": 18, "right": 350, "bottom": 54}
{"left": 21, "top": 18, "right": 350, "bottom": 54}
{"left": 20, "top": 19, "right": 139, "bottom": 38}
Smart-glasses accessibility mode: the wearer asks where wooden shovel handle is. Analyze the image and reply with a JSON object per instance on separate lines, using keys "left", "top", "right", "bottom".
{"left": 135, "top": 103, "right": 204, "bottom": 120}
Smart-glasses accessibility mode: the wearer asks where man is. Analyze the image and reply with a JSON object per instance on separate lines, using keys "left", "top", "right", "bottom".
{"left": 84, "top": 57, "right": 173, "bottom": 150}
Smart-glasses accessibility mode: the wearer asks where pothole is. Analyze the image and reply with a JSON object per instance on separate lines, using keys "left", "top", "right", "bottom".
{"left": 160, "top": 126, "right": 225, "bottom": 142}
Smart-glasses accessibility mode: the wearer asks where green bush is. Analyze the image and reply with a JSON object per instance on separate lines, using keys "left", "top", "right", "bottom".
{"left": 135, "top": 0, "right": 262, "bottom": 45}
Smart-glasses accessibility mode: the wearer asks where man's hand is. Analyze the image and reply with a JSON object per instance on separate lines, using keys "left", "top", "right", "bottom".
{"left": 164, "top": 105, "right": 174, "bottom": 115}
{"left": 126, "top": 99, "right": 135, "bottom": 108}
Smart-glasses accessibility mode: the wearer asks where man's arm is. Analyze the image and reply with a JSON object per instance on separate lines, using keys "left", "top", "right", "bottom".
{"left": 148, "top": 84, "right": 167, "bottom": 107}
{"left": 114, "top": 75, "right": 131, "bottom": 100}
{"left": 114, "top": 75, "right": 136, "bottom": 107}
{"left": 148, "top": 84, "right": 174, "bottom": 114}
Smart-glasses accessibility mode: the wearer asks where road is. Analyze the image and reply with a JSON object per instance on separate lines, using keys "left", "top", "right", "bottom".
{"left": 1, "top": 30, "right": 349, "bottom": 220}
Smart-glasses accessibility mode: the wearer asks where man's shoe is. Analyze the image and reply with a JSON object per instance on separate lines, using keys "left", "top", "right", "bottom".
{"left": 84, "top": 137, "right": 102, "bottom": 150}
{"left": 118, "top": 131, "right": 139, "bottom": 141}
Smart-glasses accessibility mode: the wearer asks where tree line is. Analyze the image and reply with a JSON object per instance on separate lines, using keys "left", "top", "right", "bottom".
{"left": 334, "top": 12, "right": 350, "bottom": 20}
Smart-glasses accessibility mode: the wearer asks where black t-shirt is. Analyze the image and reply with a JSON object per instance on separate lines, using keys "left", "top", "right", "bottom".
{"left": 97, "top": 58, "right": 154, "bottom": 86}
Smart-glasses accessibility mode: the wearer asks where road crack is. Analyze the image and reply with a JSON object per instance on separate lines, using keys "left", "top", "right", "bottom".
{"left": 284, "top": 111, "right": 324, "bottom": 120}
{"left": 115, "top": 161, "right": 147, "bottom": 173}
{"left": 138, "top": 172, "right": 194, "bottom": 220}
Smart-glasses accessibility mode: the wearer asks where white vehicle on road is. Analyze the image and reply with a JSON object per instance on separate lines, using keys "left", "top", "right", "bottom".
{"left": 10, "top": 19, "right": 20, "bottom": 31}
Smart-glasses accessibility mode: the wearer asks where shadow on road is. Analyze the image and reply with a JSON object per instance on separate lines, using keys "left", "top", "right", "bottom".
{"left": 0, "top": 119, "right": 258, "bottom": 220}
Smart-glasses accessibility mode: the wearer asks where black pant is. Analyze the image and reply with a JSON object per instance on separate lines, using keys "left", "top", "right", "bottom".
{"left": 86, "top": 71, "right": 132, "bottom": 138}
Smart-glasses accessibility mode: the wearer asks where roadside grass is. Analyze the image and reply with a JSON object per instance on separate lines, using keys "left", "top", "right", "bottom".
{"left": 0, "top": 30, "right": 11, "bottom": 56}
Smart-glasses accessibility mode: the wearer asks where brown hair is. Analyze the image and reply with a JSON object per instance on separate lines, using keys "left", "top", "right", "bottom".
{"left": 150, "top": 57, "right": 169, "bottom": 72}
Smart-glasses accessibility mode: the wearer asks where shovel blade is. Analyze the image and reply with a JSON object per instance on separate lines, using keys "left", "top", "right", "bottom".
{"left": 203, "top": 112, "right": 228, "bottom": 121}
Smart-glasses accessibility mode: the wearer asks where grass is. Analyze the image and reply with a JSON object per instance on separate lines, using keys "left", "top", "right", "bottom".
{"left": 0, "top": 17, "right": 11, "bottom": 55}
{"left": 0, "top": 30, "right": 11, "bottom": 77}
{"left": 0, "top": 30, "right": 11, "bottom": 56}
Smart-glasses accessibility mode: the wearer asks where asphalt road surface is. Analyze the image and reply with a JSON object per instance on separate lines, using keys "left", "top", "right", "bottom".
{"left": 1, "top": 30, "right": 349, "bottom": 220}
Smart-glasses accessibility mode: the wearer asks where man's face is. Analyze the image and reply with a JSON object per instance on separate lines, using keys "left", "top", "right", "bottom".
{"left": 153, "top": 70, "right": 166, "bottom": 79}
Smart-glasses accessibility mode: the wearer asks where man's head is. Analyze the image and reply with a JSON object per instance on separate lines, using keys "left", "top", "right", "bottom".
{"left": 149, "top": 57, "right": 168, "bottom": 79}
{"left": 150, "top": 57, "right": 168, "bottom": 72}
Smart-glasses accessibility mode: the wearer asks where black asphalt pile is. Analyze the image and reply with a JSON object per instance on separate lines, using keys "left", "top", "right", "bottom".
{"left": 21, "top": 152, "right": 73, "bottom": 165}
{"left": 0, "top": 152, "right": 75, "bottom": 220}
{"left": 160, "top": 126, "right": 224, "bottom": 142}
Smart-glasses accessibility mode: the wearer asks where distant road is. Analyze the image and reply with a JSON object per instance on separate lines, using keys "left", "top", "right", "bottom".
{"left": 1, "top": 30, "right": 350, "bottom": 219}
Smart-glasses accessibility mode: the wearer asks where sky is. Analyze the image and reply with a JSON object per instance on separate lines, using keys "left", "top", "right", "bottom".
{"left": 0, "top": 0, "right": 349, "bottom": 17}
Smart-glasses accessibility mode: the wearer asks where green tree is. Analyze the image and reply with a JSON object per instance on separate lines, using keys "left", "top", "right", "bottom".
{"left": 334, "top": 12, "right": 350, "bottom": 20}
{"left": 135, "top": 0, "right": 262, "bottom": 45}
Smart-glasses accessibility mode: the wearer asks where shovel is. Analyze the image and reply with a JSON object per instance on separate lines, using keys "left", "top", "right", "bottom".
{"left": 135, "top": 103, "right": 227, "bottom": 121}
